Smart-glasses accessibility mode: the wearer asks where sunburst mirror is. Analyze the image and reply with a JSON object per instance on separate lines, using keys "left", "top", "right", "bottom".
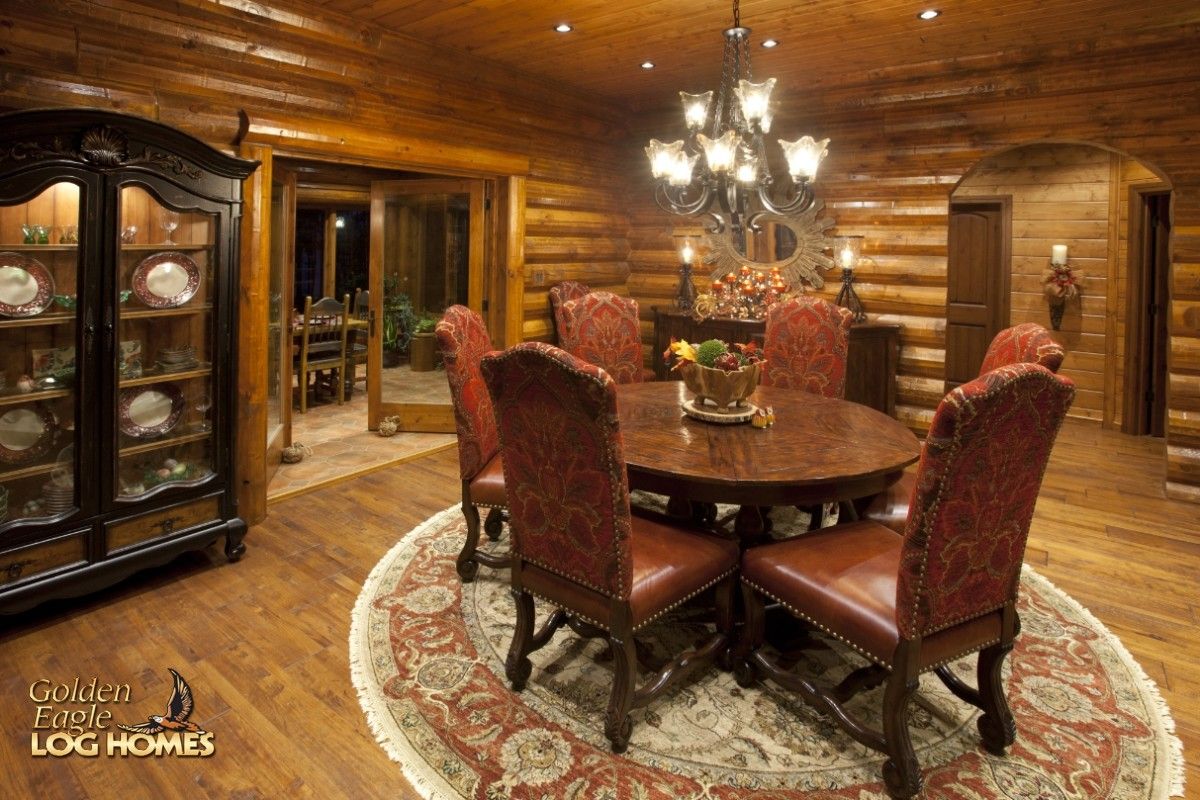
{"left": 701, "top": 201, "right": 836, "bottom": 289}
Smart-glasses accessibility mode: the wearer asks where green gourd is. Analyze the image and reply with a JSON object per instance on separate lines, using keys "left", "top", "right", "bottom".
{"left": 694, "top": 339, "right": 728, "bottom": 368}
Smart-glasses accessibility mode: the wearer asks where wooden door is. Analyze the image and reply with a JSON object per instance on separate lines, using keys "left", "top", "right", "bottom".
{"left": 267, "top": 164, "right": 297, "bottom": 473}
{"left": 945, "top": 199, "right": 1010, "bottom": 390}
{"left": 368, "top": 179, "right": 485, "bottom": 431}
{"left": 1124, "top": 189, "right": 1172, "bottom": 436}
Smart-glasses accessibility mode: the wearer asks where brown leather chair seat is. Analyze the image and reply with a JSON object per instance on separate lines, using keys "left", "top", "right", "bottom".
{"left": 743, "top": 520, "right": 1001, "bottom": 669}
{"left": 523, "top": 518, "right": 738, "bottom": 631}
{"left": 467, "top": 453, "right": 506, "bottom": 508}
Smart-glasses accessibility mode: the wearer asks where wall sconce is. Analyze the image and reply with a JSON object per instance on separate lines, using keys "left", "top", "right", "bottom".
{"left": 1043, "top": 243, "right": 1081, "bottom": 330}
{"left": 833, "top": 236, "right": 867, "bottom": 322}
{"left": 675, "top": 240, "right": 698, "bottom": 311}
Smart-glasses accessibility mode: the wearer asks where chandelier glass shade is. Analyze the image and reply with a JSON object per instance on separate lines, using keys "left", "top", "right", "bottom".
{"left": 645, "top": 1, "right": 829, "bottom": 248}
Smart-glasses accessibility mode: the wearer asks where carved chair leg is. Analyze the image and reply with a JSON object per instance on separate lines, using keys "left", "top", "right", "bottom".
{"left": 505, "top": 589, "right": 535, "bottom": 691}
{"left": 714, "top": 576, "right": 736, "bottom": 670}
{"left": 733, "top": 582, "right": 767, "bottom": 687}
{"left": 456, "top": 501, "right": 483, "bottom": 582}
{"left": 880, "top": 663, "right": 922, "bottom": 800}
{"left": 483, "top": 507, "right": 505, "bottom": 541}
{"left": 976, "top": 640, "right": 1017, "bottom": 755}
{"left": 605, "top": 633, "right": 638, "bottom": 753}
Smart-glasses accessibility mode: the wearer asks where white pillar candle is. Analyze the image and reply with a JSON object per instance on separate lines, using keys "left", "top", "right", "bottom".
{"left": 840, "top": 246, "right": 855, "bottom": 270}
{"left": 1051, "top": 244, "right": 1068, "bottom": 265}
{"left": 680, "top": 242, "right": 695, "bottom": 265}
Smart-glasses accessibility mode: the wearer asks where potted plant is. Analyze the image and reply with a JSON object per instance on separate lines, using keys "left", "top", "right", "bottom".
{"left": 409, "top": 313, "right": 439, "bottom": 372}
{"left": 382, "top": 277, "right": 416, "bottom": 368}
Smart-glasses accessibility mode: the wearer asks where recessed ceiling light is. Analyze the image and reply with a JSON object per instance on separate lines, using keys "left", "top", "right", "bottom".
{"left": 918, "top": 9, "right": 940, "bottom": 20}
{"left": 761, "top": 38, "right": 779, "bottom": 48}
{"left": 641, "top": 61, "right": 655, "bottom": 69}
{"left": 555, "top": 23, "right": 573, "bottom": 33}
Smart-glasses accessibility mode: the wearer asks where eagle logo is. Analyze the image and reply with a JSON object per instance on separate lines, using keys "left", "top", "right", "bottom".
{"left": 118, "top": 668, "right": 205, "bottom": 734}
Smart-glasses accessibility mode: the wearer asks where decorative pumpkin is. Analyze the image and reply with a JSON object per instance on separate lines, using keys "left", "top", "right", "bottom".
{"left": 281, "top": 442, "right": 312, "bottom": 464}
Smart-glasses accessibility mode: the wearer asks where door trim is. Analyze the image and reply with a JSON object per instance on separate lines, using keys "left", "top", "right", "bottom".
{"left": 1123, "top": 184, "right": 1172, "bottom": 435}
{"left": 369, "top": 179, "right": 484, "bottom": 431}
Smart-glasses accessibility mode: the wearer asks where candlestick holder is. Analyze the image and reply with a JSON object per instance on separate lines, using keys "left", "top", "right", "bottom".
{"left": 834, "top": 268, "right": 867, "bottom": 323}
{"left": 675, "top": 261, "right": 697, "bottom": 311}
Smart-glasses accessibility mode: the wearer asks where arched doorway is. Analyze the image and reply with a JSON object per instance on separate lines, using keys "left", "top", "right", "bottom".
{"left": 950, "top": 142, "right": 1172, "bottom": 432}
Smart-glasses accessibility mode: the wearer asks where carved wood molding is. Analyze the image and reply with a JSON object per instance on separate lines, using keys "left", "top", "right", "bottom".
{"left": 0, "top": 124, "right": 202, "bottom": 180}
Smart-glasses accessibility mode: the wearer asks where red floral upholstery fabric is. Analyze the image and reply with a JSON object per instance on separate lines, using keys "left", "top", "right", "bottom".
{"left": 481, "top": 343, "right": 633, "bottom": 598}
{"left": 561, "top": 291, "right": 646, "bottom": 385}
{"left": 896, "top": 363, "right": 1075, "bottom": 639}
{"left": 435, "top": 305, "right": 499, "bottom": 481}
{"left": 979, "top": 322, "right": 1065, "bottom": 375}
{"left": 548, "top": 281, "right": 591, "bottom": 349}
{"left": 761, "top": 296, "right": 855, "bottom": 397}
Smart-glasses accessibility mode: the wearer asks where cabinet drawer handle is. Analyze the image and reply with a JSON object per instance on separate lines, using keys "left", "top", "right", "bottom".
{"left": 154, "top": 515, "right": 184, "bottom": 534}
{"left": 5, "top": 560, "right": 31, "bottom": 581}
{"left": 154, "top": 516, "right": 183, "bottom": 535}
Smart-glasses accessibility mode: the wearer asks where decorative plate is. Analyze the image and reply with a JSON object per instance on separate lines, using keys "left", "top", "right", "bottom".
{"left": 0, "top": 252, "right": 55, "bottom": 318}
{"left": 131, "top": 252, "right": 201, "bottom": 308}
{"left": 118, "top": 383, "right": 184, "bottom": 438}
{"left": 681, "top": 398, "right": 758, "bottom": 424}
{"left": 0, "top": 404, "right": 58, "bottom": 465}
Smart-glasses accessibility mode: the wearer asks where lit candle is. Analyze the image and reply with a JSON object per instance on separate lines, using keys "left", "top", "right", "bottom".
{"left": 1051, "top": 244, "right": 1068, "bottom": 265}
{"left": 840, "top": 245, "right": 856, "bottom": 270}
{"left": 680, "top": 242, "right": 695, "bottom": 265}
{"left": 724, "top": 272, "right": 738, "bottom": 284}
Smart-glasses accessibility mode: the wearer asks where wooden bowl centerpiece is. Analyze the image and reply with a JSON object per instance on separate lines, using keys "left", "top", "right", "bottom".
{"left": 665, "top": 337, "right": 765, "bottom": 421}
{"left": 680, "top": 361, "right": 761, "bottom": 412}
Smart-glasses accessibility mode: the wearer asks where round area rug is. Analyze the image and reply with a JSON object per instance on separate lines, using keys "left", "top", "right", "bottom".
{"left": 350, "top": 507, "right": 1185, "bottom": 800}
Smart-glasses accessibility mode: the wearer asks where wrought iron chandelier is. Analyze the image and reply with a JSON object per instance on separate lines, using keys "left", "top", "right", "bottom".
{"left": 645, "top": 0, "right": 829, "bottom": 251}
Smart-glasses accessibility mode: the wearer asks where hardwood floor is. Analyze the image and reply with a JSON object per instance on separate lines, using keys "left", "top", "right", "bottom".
{"left": 0, "top": 418, "right": 1195, "bottom": 798}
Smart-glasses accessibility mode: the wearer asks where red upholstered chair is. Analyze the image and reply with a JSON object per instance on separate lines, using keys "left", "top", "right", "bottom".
{"left": 979, "top": 321, "right": 1065, "bottom": 375}
{"left": 762, "top": 295, "right": 855, "bottom": 397}
{"left": 736, "top": 363, "right": 1074, "bottom": 799}
{"left": 864, "top": 322, "right": 1065, "bottom": 532}
{"left": 481, "top": 342, "right": 738, "bottom": 752}
{"left": 548, "top": 280, "right": 590, "bottom": 348}
{"left": 560, "top": 290, "right": 650, "bottom": 384}
{"left": 435, "top": 305, "right": 510, "bottom": 582}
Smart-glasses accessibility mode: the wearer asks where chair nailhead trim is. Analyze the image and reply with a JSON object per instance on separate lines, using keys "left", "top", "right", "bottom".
{"left": 632, "top": 567, "right": 737, "bottom": 633}
{"left": 742, "top": 577, "right": 891, "bottom": 668}
{"left": 521, "top": 567, "right": 737, "bottom": 635}
{"left": 743, "top": 579, "right": 1008, "bottom": 676}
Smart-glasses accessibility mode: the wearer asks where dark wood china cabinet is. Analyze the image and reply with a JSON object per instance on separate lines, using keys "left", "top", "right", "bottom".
{"left": 0, "top": 109, "right": 257, "bottom": 613}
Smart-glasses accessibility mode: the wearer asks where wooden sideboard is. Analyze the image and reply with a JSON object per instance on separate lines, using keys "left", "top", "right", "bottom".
{"left": 652, "top": 308, "right": 900, "bottom": 416}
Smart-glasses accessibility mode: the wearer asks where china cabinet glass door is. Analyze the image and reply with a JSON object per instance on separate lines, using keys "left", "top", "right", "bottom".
{"left": 0, "top": 179, "right": 84, "bottom": 531}
{"left": 114, "top": 184, "right": 218, "bottom": 502}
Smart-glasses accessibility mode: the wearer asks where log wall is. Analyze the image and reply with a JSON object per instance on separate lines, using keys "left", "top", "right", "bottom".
{"left": 623, "top": 32, "right": 1200, "bottom": 501}
{"left": 0, "top": 0, "right": 633, "bottom": 521}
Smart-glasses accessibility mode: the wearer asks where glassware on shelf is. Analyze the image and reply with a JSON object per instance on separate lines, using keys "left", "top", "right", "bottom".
{"left": 59, "top": 225, "right": 78, "bottom": 244}
{"left": 121, "top": 225, "right": 138, "bottom": 244}
{"left": 160, "top": 211, "right": 180, "bottom": 245}
{"left": 21, "top": 224, "right": 35, "bottom": 244}
{"left": 194, "top": 392, "right": 212, "bottom": 432}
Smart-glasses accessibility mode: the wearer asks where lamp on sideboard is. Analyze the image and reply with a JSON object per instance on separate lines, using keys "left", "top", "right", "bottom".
{"left": 675, "top": 240, "right": 698, "bottom": 311}
{"left": 833, "top": 236, "right": 867, "bottom": 322}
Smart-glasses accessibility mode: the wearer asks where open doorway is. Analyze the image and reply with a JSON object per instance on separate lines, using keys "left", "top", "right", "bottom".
{"left": 952, "top": 142, "right": 1173, "bottom": 429}
{"left": 268, "top": 159, "right": 491, "bottom": 499}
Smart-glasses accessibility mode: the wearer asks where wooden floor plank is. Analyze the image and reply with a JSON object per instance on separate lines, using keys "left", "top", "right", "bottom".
{"left": 0, "top": 418, "right": 1196, "bottom": 797}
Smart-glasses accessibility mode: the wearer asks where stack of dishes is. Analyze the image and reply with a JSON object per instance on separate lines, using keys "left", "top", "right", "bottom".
{"left": 41, "top": 481, "right": 73, "bottom": 515}
{"left": 156, "top": 345, "right": 198, "bottom": 373}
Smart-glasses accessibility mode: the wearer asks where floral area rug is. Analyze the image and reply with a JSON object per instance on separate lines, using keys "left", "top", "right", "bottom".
{"left": 350, "top": 506, "right": 1184, "bottom": 800}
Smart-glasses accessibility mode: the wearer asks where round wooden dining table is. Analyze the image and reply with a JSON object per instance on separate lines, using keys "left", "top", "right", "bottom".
{"left": 615, "top": 381, "right": 921, "bottom": 541}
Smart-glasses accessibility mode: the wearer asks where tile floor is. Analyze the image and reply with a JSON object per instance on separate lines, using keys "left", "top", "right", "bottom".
{"left": 267, "top": 370, "right": 456, "bottom": 501}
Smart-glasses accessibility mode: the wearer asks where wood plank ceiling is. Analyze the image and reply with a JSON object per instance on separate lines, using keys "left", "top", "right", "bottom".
{"left": 311, "top": 0, "right": 1200, "bottom": 109}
